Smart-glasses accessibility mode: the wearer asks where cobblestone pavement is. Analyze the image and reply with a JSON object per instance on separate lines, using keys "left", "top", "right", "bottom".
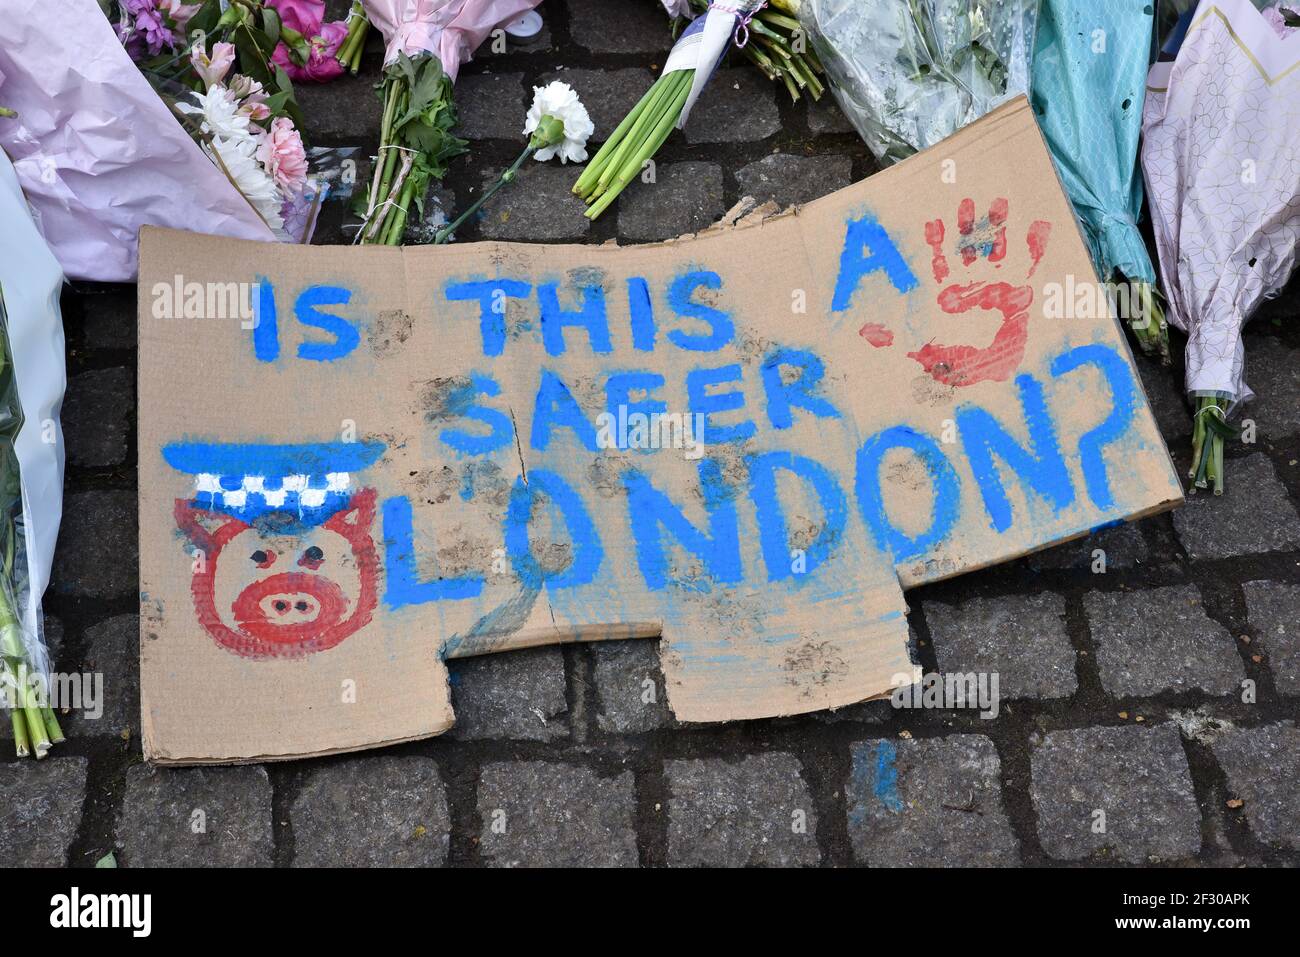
{"left": 4, "top": 0, "right": 1299, "bottom": 867}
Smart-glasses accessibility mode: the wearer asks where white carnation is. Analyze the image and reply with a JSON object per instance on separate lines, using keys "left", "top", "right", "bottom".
{"left": 524, "top": 81, "right": 595, "bottom": 164}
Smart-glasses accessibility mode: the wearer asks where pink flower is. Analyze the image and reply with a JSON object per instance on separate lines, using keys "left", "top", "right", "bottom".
{"left": 257, "top": 117, "right": 310, "bottom": 196}
{"left": 190, "top": 40, "right": 236, "bottom": 89}
{"left": 271, "top": 20, "right": 348, "bottom": 84}
{"left": 228, "top": 75, "right": 274, "bottom": 122}
{"left": 267, "top": 0, "right": 327, "bottom": 36}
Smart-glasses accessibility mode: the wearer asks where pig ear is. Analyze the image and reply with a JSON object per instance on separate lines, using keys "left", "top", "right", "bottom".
{"left": 325, "top": 488, "right": 377, "bottom": 533}
{"left": 174, "top": 499, "right": 249, "bottom": 551}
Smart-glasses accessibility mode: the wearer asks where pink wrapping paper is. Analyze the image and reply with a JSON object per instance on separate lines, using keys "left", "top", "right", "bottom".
{"left": 363, "top": 0, "right": 543, "bottom": 82}
{"left": 0, "top": 0, "right": 276, "bottom": 282}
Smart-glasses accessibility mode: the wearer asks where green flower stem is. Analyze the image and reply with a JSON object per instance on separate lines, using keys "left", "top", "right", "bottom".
{"left": 11, "top": 707, "right": 27, "bottom": 757}
{"left": 367, "top": 82, "right": 408, "bottom": 243}
{"left": 575, "top": 81, "right": 664, "bottom": 197}
{"left": 597, "top": 72, "right": 684, "bottom": 195}
{"left": 384, "top": 172, "right": 418, "bottom": 245}
{"left": 1190, "top": 395, "right": 1232, "bottom": 495}
{"left": 586, "top": 75, "right": 691, "bottom": 220}
{"left": 337, "top": 3, "right": 369, "bottom": 73}
{"left": 1125, "top": 279, "right": 1170, "bottom": 364}
{"left": 42, "top": 706, "right": 64, "bottom": 744}
{"left": 435, "top": 144, "right": 537, "bottom": 244}
{"left": 0, "top": 107, "right": 15, "bottom": 119}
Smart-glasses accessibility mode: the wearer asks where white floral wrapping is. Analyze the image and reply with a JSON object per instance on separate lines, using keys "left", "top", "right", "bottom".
{"left": 1142, "top": 0, "right": 1300, "bottom": 401}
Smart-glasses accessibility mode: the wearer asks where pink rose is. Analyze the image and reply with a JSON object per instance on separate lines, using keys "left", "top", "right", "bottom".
{"left": 266, "top": 0, "right": 327, "bottom": 36}
{"left": 271, "top": 19, "right": 348, "bottom": 84}
{"left": 257, "top": 117, "right": 310, "bottom": 195}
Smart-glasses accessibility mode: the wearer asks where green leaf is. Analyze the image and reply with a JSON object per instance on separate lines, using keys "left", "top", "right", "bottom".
{"left": 1201, "top": 411, "right": 1241, "bottom": 442}
{"left": 95, "top": 852, "right": 118, "bottom": 869}
{"left": 261, "top": 8, "right": 281, "bottom": 47}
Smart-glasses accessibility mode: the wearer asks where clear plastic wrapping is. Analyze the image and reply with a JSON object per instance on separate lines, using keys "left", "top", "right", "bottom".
{"left": 801, "top": 0, "right": 1040, "bottom": 166}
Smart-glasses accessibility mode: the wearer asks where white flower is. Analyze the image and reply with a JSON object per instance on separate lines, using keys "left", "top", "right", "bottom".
{"left": 207, "top": 134, "right": 285, "bottom": 231}
{"left": 659, "top": 0, "right": 696, "bottom": 17}
{"left": 177, "top": 85, "right": 284, "bottom": 230}
{"left": 174, "top": 84, "right": 253, "bottom": 141}
{"left": 523, "top": 81, "right": 595, "bottom": 164}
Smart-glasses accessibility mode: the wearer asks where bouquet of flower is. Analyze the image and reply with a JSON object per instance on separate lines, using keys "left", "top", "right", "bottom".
{"left": 1031, "top": 0, "right": 1168, "bottom": 361}
{"left": 0, "top": 145, "right": 68, "bottom": 759}
{"left": 1142, "top": 0, "right": 1300, "bottom": 493}
{"left": 574, "top": 0, "right": 769, "bottom": 219}
{"left": 0, "top": 0, "right": 281, "bottom": 280}
{"left": 665, "top": 0, "right": 826, "bottom": 104}
{"left": 112, "top": 0, "right": 344, "bottom": 239}
{"left": 798, "top": 0, "right": 1039, "bottom": 166}
{"left": 355, "top": 0, "right": 543, "bottom": 245}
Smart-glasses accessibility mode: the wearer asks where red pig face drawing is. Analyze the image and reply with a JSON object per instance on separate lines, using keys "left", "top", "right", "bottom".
{"left": 174, "top": 489, "right": 379, "bottom": 659}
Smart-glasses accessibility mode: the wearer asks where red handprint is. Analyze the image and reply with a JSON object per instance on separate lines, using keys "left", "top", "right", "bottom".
{"left": 907, "top": 198, "right": 1051, "bottom": 388}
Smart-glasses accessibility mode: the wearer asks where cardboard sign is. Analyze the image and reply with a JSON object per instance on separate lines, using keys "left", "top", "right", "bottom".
{"left": 137, "top": 98, "right": 1181, "bottom": 764}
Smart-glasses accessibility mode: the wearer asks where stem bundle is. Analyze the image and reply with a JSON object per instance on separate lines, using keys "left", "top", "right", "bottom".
{"left": 682, "top": 0, "right": 825, "bottom": 103}
{"left": 573, "top": 69, "right": 692, "bottom": 219}
{"left": 336, "top": 3, "right": 370, "bottom": 75}
{"left": 1190, "top": 395, "right": 1237, "bottom": 495}
{"left": 357, "top": 52, "right": 467, "bottom": 246}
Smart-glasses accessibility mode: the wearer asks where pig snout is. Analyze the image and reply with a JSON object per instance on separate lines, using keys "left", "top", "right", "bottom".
{"left": 231, "top": 572, "right": 350, "bottom": 644}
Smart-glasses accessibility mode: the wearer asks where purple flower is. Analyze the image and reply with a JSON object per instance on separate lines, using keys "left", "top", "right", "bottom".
{"left": 119, "top": 0, "right": 202, "bottom": 58}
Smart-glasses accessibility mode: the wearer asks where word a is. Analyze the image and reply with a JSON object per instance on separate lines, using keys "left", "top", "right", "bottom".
{"left": 50, "top": 888, "right": 151, "bottom": 938}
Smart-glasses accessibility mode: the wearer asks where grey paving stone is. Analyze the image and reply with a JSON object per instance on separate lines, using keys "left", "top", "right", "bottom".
{"left": 62, "top": 367, "right": 132, "bottom": 468}
{"left": 1242, "top": 581, "right": 1300, "bottom": 695}
{"left": 666, "top": 753, "right": 819, "bottom": 866}
{"left": 77, "top": 289, "right": 137, "bottom": 351}
{"left": 82, "top": 614, "right": 140, "bottom": 738}
{"left": 447, "top": 645, "right": 568, "bottom": 740}
{"left": 118, "top": 764, "right": 273, "bottom": 867}
{"left": 1027, "top": 522, "right": 1149, "bottom": 572}
{"left": 806, "top": 96, "right": 856, "bottom": 135}
{"left": 592, "top": 639, "right": 675, "bottom": 734}
{"left": 291, "top": 755, "right": 450, "bottom": 867}
{"left": 51, "top": 490, "right": 138, "bottom": 599}
{"left": 454, "top": 72, "right": 528, "bottom": 141}
{"left": 567, "top": 0, "right": 669, "bottom": 54}
{"left": 1085, "top": 585, "right": 1243, "bottom": 697}
{"left": 926, "top": 593, "right": 1077, "bottom": 700}
{"left": 847, "top": 735, "right": 1019, "bottom": 866}
{"left": 682, "top": 69, "right": 781, "bottom": 144}
{"left": 537, "top": 68, "right": 656, "bottom": 142}
{"left": 0, "top": 758, "right": 87, "bottom": 867}
{"left": 296, "top": 73, "right": 384, "bottom": 141}
{"left": 617, "top": 161, "right": 724, "bottom": 242}
{"left": 1172, "top": 455, "right": 1300, "bottom": 559}
{"left": 1136, "top": 354, "right": 1192, "bottom": 443}
{"left": 475, "top": 163, "right": 591, "bottom": 242}
{"left": 735, "top": 153, "right": 853, "bottom": 209}
{"left": 477, "top": 760, "right": 637, "bottom": 867}
{"left": 1210, "top": 722, "right": 1300, "bottom": 849}
{"left": 1030, "top": 724, "right": 1200, "bottom": 863}
{"left": 1242, "top": 339, "right": 1300, "bottom": 439}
